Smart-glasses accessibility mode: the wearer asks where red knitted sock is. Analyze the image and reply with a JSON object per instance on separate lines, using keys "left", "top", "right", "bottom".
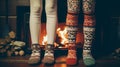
{"left": 66, "top": 43, "right": 77, "bottom": 65}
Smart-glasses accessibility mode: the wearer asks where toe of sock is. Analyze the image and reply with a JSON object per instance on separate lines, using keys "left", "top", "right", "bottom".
{"left": 66, "top": 58, "right": 77, "bottom": 65}
{"left": 83, "top": 57, "right": 95, "bottom": 66}
{"left": 42, "top": 56, "right": 55, "bottom": 64}
{"left": 28, "top": 58, "right": 40, "bottom": 64}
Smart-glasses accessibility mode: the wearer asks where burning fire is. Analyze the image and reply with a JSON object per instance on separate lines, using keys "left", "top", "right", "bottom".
{"left": 57, "top": 27, "right": 68, "bottom": 44}
{"left": 42, "top": 35, "right": 47, "bottom": 45}
{"left": 42, "top": 27, "right": 68, "bottom": 46}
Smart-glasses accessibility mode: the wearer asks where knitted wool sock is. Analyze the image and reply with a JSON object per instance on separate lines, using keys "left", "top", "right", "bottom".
{"left": 46, "top": 0, "right": 58, "bottom": 44}
{"left": 28, "top": 44, "right": 41, "bottom": 64}
{"left": 82, "top": 0, "right": 96, "bottom": 66}
{"left": 83, "top": 27, "right": 95, "bottom": 66}
{"left": 28, "top": 0, "right": 42, "bottom": 65}
{"left": 67, "top": 1, "right": 80, "bottom": 64}
{"left": 66, "top": 0, "right": 80, "bottom": 64}
{"left": 83, "top": 15, "right": 96, "bottom": 66}
{"left": 42, "top": 0, "right": 57, "bottom": 65}
{"left": 67, "top": 0, "right": 80, "bottom": 14}
{"left": 83, "top": 0, "right": 95, "bottom": 15}
{"left": 66, "top": 25, "right": 78, "bottom": 65}
{"left": 66, "top": 43, "right": 77, "bottom": 65}
{"left": 42, "top": 44, "right": 54, "bottom": 64}
{"left": 29, "top": 0, "right": 42, "bottom": 44}
{"left": 66, "top": 0, "right": 79, "bottom": 62}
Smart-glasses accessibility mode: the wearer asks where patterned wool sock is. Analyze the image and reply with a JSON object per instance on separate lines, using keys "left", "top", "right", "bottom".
{"left": 42, "top": 0, "right": 57, "bottom": 65}
{"left": 66, "top": 25, "right": 78, "bottom": 65}
{"left": 67, "top": 0, "right": 80, "bottom": 14}
{"left": 66, "top": 0, "right": 80, "bottom": 65}
{"left": 42, "top": 44, "right": 54, "bottom": 64}
{"left": 83, "top": 15, "right": 96, "bottom": 66}
{"left": 28, "top": 44, "right": 41, "bottom": 64}
{"left": 83, "top": 0, "right": 95, "bottom": 15}
{"left": 66, "top": 43, "right": 77, "bottom": 65}
{"left": 82, "top": 0, "right": 96, "bottom": 66}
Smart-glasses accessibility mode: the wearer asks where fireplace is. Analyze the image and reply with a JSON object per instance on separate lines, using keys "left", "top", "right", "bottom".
{"left": 16, "top": 6, "right": 84, "bottom": 49}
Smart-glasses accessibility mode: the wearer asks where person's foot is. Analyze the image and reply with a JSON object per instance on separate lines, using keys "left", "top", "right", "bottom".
{"left": 83, "top": 46, "right": 95, "bottom": 66}
{"left": 42, "top": 44, "right": 55, "bottom": 65}
{"left": 83, "top": 55, "right": 95, "bottom": 66}
{"left": 28, "top": 44, "right": 41, "bottom": 65}
{"left": 66, "top": 49, "right": 77, "bottom": 65}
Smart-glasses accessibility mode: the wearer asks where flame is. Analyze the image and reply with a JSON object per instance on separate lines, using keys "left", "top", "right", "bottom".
{"left": 42, "top": 35, "right": 47, "bottom": 45}
{"left": 57, "top": 27, "right": 68, "bottom": 44}
{"left": 42, "top": 27, "right": 68, "bottom": 46}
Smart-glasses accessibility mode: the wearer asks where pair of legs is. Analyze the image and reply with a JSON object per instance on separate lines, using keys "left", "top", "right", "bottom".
{"left": 28, "top": 0, "right": 57, "bottom": 64}
{"left": 28, "top": 0, "right": 96, "bottom": 66}
{"left": 66, "top": 0, "right": 96, "bottom": 66}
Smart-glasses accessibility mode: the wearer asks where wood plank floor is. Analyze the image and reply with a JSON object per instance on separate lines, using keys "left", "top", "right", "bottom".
{"left": 0, "top": 55, "right": 120, "bottom": 67}
{"left": 0, "top": 49, "right": 120, "bottom": 67}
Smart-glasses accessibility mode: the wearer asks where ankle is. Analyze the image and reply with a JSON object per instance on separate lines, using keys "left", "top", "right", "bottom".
{"left": 31, "top": 44, "right": 41, "bottom": 50}
{"left": 44, "top": 44, "right": 54, "bottom": 56}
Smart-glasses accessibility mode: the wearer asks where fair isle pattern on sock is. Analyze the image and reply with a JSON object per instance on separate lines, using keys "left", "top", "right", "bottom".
{"left": 66, "top": 0, "right": 79, "bottom": 64}
{"left": 83, "top": 0, "right": 95, "bottom": 15}
{"left": 42, "top": 44, "right": 55, "bottom": 64}
{"left": 44, "top": 44, "right": 54, "bottom": 56}
{"left": 66, "top": 13, "right": 79, "bottom": 26}
{"left": 66, "top": 26, "right": 78, "bottom": 65}
{"left": 84, "top": 27, "right": 95, "bottom": 45}
{"left": 28, "top": 44, "right": 41, "bottom": 64}
{"left": 67, "top": 0, "right": 80, "bottom": 14}
{"left": 83, "top": 26, "right": 95, "bottom": 66}
{"left": 82, "top": 0, "right": 96, "bottom": 65}
{"left": 83, "top": 15, "right": 96, "bottom": 27}
{"left": 66, "top": 26, "right": 78, "bottom": 43}
{"left": 67, "top": 43, "right": 77, "bottom": 59}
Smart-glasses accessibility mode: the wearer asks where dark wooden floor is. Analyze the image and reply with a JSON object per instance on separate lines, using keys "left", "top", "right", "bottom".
{"left": 0, "top": 49, "right": 120, "bottom": 67}
{"left": 0, "top": 55, "right": 120, "bottom": 67}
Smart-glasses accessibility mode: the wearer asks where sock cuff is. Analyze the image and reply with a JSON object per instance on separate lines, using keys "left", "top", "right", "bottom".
{"left": 31, "top": 44, "right": 41, "bottom": 50}
{"left": 45, "top": 44, "right": 54, "bottom": 50}
{"left": 83, "top": 15, "right": 96, "bottom": 27}
{"left": 83, "top": 46, "right": 91, "bottom": 50}
{"left": 66, "top": 13, "right": 79, "bottom": 26}
{"left": 83, "top": 27, "right": 95, "bottom": 31}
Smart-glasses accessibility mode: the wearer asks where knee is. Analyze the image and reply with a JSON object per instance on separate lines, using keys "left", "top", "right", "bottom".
{"left": 31, "top": 5, "right": 42, "bottom": 13}
{"left": 45, "top": 4, "right": 57, "bottom": 14}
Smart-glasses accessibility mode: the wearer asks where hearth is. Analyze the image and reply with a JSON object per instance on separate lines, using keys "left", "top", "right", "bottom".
{"left": 16, "top": 6, "right": 84, "bottom": 49}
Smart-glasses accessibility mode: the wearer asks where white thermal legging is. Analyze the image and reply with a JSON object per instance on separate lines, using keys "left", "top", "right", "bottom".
{"left": 30, "top": 0, "right": 57, "bottom": 44}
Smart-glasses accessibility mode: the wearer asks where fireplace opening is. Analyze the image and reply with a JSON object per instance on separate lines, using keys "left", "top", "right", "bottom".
{"left": 39, "top": 23, "right": 84, "bottom": 49}
{"left": 16, "top": 6, "right": 84, "bottom": 49}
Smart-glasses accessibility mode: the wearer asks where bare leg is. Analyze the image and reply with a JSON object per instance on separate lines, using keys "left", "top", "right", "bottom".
{"left": 28, "top": 0, "right": 42, "bottom": 64}
{"left": 42, "top": 0, "right": 58, "bottom": 64}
